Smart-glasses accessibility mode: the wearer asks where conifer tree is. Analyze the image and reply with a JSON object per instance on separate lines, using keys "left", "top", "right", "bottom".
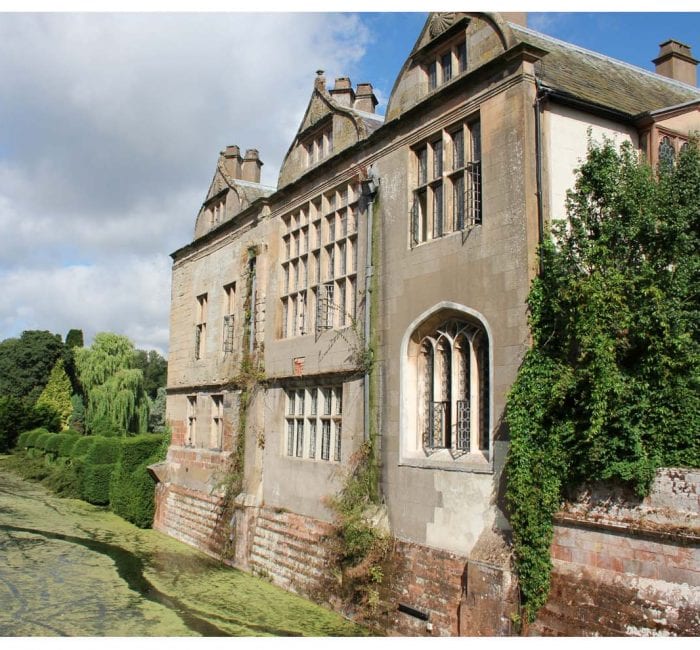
{"left": 36, "top": 358, "right": 73, "bottom": 430}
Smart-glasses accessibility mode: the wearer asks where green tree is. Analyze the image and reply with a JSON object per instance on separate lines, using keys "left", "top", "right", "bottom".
{"left": 35, "top": 359, "right": 73, "bottom": 430}
{"left": 0, "top": 330, "right": 65, "bottom": 403}
{"left": 148, "top": 386, "right": 167, "bottom": 433}
{"left": 75, "top": 333, "right": 149, "bottom": 435}
{"left": 65, "top": 329, "right": 84, "bottom": 349}
{"left": 133, "top": 349, "right": 168, "bottom": 400}
{"left": 505, "top": 138, "right": 700, "bottom": 622}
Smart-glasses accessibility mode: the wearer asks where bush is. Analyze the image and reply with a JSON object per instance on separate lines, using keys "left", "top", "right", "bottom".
{"left": 89, "top": 413, "right": 126, "bottom": 438}
{"left": 35, "top": 431, "right": 53, "bottom": 451}
{"left": 82, "top": 462, "right": 117, "bottom": 505}
{"left": 110, "top": 434, "right": 167, "bottom": 527}
{"left": 24, "top": 428, "right": 48, "bottom": 448}
{"left": 85, "top": 436, "right": 122, "bottom": 465}
{"left": 15, "top": 430, "right": 33, "bottom": 449}
{"left": 70, "top": 436, "right": 96, "bottom": 458}
{"left": 58, "top": 434, "right": 80, "bottom": 457}
{"left": 45, "top": 433, "right": 72, "bottom": 457}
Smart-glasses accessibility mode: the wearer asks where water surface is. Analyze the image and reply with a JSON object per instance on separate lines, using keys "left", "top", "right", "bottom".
{"left": 0, "top": 463, "right": 366, "bottom": 637}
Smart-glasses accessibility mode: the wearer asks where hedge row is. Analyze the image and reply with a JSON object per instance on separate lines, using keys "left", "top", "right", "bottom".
{"left": 12, "top": 430, "right": 167, "bottom": 527}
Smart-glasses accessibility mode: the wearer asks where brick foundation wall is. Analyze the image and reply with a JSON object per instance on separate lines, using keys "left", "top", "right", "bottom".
{"left": 385, "top": 540, "right": 516, "bottom": 636}
{"left": 533, "top": 468, "right": 700, "bottom": 636}
{"left": 153, "top": 483, "right": 227, "bottom": 557}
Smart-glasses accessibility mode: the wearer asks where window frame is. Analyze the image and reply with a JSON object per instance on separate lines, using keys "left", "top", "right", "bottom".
{"left": 399, "top": 302, "right": 494, "bottom": 472}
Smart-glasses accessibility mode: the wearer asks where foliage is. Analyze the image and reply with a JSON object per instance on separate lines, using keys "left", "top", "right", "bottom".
{"left": 324, "top": 442, "right": 391, "bottom": 621}
{"left": 110, "top": 433, "right": 168, "bottom": 528}
{"left": 82, "top": 463, "right": 117, "bottom": 505}
{"left": 0, "top": 330, "right": 65, "bottom": 404}
{"left": 148, "top": 387, "right": 167, "bottom": 433}
{"left": 505, "top": 138, "right": 700, "bottom": 623}
{"left": 58, "top": 433, "right": 81, "bottom": 457}
{"left": 133, "top": 349, "right": 168, "bottom": 400}
{"left": 44, "top": 432, "right": 73, "bottom": 457}
{"left": 24, "top": 428, "right": 50, "bottom": 448}
{"left": 70, "top": 436, "right": 97, "bottom": 458}
{"left": 84, "top": 436, "right": 122, "bottom": 465}
{"left": 75, "top": 333, "right": 149, "bottom": 435}
{"left": 0, "top": 394, "right": 60, "bottom": 452}
{"left": 35, "top": 359, "right": 73, "bottom": 430}
{"left": 35, "top": 431, "right": 54, "bottom": 452}
{"left": 68, "top": 394, "right": 86, "bottom": 434}
{"left": 65, "top": 329, "right": 84, "bottom": 349}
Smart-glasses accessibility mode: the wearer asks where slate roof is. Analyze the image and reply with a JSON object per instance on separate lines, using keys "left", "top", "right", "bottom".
{"left": 510, "top": 23, "right": 700, "bottom": 117}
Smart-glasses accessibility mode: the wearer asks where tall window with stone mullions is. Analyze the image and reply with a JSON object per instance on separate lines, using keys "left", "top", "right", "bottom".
{"left": 411, "top": 118, "right": 481, "bottom": 246}
{"left": 285, "top": 386, "right": 343, "bottom": 461}
{"left": 280, "top": 182, "right": 358, "bottom": 338}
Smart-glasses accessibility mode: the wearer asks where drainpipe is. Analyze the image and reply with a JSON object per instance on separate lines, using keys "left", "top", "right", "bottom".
{"left": 534, "top": 78, "right": 547, "bottom": 274}
{"left": 360, "top": 168, "right": 379, "bottom": 442}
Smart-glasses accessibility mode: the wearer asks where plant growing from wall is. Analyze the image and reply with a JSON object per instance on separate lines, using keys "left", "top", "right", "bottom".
{"left": 505, "top": 138, "right": 700, "bottom": 624}
{"left": 217, "top": 246, "right": 267, "bottom": 559}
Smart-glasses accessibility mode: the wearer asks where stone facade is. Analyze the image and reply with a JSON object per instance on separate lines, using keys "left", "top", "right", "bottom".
{"left": 154, "top": 12, "right": 700, "bottom": 635}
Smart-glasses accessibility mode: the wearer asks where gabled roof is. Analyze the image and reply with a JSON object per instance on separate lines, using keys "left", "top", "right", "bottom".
{"left": 510, "top": 23, "right": 700, "bottom": 116}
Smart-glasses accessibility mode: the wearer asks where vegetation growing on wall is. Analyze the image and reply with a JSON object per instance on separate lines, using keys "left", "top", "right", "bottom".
{"left": 505, "top": 138, "right": 700, "bottom": 624}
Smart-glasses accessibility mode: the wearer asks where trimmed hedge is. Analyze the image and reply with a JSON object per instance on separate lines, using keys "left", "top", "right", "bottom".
{"left": 82, "top": 463, "right": 116, "bottom": 505}
{"left": 16, "top": 430, "right": 33, "bottom": 449}
{"left": 45, "top": 433, "right": 71, "bottom": 457}
{"left": 110, "top": 434, "right": 166, "bottom": 528}
{"left": 25, "top": 428, "right": 49, "bottom": 448}
{"left": 70, "top": 436, "right": 97, "bottom": 458}
{"left": 85, "top": 437, "right": 121, "bottom": 465}
{"left": 36, "top": 431, "right": 53, "bottom": 451}
{"left": 58, "top": 434, "right": 80, "bottom": 458}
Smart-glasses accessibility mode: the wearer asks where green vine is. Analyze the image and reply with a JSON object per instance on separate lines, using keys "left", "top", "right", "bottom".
{"left": 323, "top": 192, "right": 393, "bottom": 625}
{"left": 504, "top": 138, "right": 700, "bottom": 624}
{"left": 217, "top": 246, "right": 266, "bottom": 560}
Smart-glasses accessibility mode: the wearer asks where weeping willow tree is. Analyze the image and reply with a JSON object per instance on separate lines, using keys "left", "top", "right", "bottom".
{"left": 75, "top": 333, "right": 149, "bottom": 435}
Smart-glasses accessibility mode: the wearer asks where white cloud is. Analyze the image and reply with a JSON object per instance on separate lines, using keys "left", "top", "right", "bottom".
{"left": 0, "top": 13, "right": 372, "bottom": 352}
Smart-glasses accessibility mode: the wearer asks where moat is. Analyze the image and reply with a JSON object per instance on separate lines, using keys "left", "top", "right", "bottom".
{"left": 0, "top": 463, "right": 366, "bottom": 637}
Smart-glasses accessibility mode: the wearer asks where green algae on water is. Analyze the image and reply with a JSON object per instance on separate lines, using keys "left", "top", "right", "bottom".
{"left": 0, "top": 458, "right": 368, "bottom": 637}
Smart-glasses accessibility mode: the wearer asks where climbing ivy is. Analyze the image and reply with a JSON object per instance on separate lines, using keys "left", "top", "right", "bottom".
{"left": 218, "top": 247, "right": 266, "bottom": 559}
{"left": 505, "top": 137, "right": 700, "bottom": 623}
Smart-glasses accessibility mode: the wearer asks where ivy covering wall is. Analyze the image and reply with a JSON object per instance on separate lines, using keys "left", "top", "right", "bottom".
{"left": 505, "top": 138, "right": 700, "bottom": 623}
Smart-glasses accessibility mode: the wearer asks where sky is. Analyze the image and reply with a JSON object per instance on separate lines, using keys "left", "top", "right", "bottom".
{"left": 1, "top": 4, "right": 698, "bottom": 355}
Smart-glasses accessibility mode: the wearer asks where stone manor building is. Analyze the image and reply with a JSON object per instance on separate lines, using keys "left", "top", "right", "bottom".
{"left": 153, "top": 12, "right": 700, "bottom": 635}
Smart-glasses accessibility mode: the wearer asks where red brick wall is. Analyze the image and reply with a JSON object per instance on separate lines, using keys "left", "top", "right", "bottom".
{"left": 533, "top": 508, "right": 700, "bottom": 635}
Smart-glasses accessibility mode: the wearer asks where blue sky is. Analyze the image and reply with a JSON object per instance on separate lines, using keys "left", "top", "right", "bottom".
{"left": 0, "top": 10, "right": 698, "bottom": 353}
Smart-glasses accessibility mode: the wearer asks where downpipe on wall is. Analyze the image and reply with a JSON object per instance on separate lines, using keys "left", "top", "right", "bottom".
{"left": 361, "top": 168, "right": 379, "bottom": 443}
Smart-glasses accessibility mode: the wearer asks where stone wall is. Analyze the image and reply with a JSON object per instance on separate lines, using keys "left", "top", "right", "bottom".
{"left": 533, "top": 468, "right": 700, "bottom": 636}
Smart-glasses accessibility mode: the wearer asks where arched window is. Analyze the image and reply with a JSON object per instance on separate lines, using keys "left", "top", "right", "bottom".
{"left": 658, "top": 136, "right": 675, "bottom": 169}
{"left": 412, "top": 317, "right": 489, "bottom": 457}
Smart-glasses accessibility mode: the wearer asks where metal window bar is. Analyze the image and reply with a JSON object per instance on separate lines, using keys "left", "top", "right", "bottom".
{"left": 433, "top": 182, "right": 443, "bottom": 238}
{"left": 411, "top": 196, "right": 419, "bottom": 247}
{"left": 453, "top": 129, "right": 464, "bottom": 169}
{"left": 454, "top": 175, "right": 465, "bottom": 231}
{"left": 324, "top": 389, "right": 332, "bottom": 416}
{"left": 441, "top": 52, "right": 452, "bottom": 82}
{"left": 425, "top": 401, "right": 447, "bottom": 449}
{"left": 287, "top": 420, "right": 295, "bottom": 456}
{"left": 287, "top": 390, "right": 295, "bottom": 416}
{"left": 335, "top": 387, "right": 342, "bottom": 415}
{"left": 334, "top": 422, "right": 342, "bottom": 462}
{"left": 428, "top": 61, "right": 437, "bottom": 90}
{"left": 222, "top": 315, "right": 234, "bottom": 353}
{"left": 321, "top": 420, "right": 331, "bottom": 460}
{"left": 296, "top": 420, "right": 304, "bottom": 457}
{"left": 296, "top": 390, "right": 305, "bottom": 416}
{"left": 433, "top": 140, "right": 443, "bottom": 178}
{"left": 316, "top": 283, "right": 335, "bottom": 331}
{"left": 194, "top": 325, "right": 202, "bottom": 360}
{"left": 456, "top": 400, "right": 470, "bottom": 451}
{"left": 308, "top": 420, "right": 317, "bottom": 459}
{"left": 327, "top": 246, "right": 335, "bottom": 281}
{"left": 466, "top": 161, "right": 482, "bottom": 226}
{"left": 339, "top": 242, "right": 346, "bottom": 276}
{"left": 310, "top": 388, "right": 318, "bottom": 415}
{"left": 418, "top": 147, "right": 428, "bottom": 185}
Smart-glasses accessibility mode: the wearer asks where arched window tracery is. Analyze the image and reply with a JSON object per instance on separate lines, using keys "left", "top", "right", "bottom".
{"left": 414, "top": 318, "right": 489, "bottom": 456}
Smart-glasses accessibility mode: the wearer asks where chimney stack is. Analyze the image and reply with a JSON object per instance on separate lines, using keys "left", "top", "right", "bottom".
{"left": 241, "top": 148, "right": 263, "bottom": 183}
{"left": 653, "top": 39, "right": 698, "bottom": 86}
{"left": 354, "top": 82, "right": 378, "bottom": 114}
{"left": 314, "top": 69, "right": 326, "bottom": 92}
{"left": 330, "top": 76, "right": 355, "bottom": 107}
{"left": 221, "top": 145, "right": 242, "bottom": 179}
